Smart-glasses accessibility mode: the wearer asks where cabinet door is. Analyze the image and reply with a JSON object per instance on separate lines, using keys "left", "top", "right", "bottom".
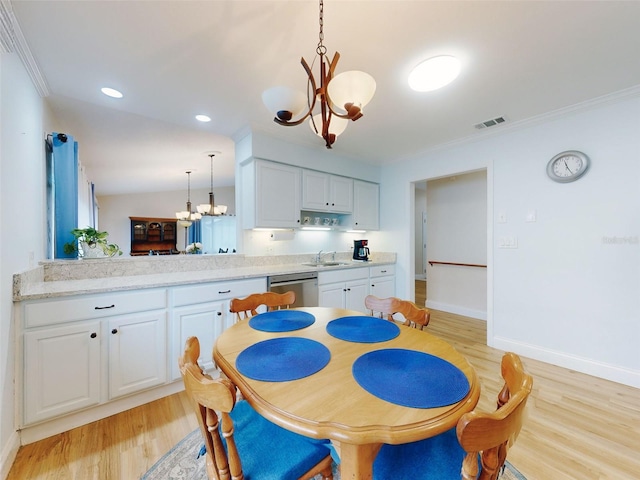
{"left": 318, "top": 283, "right": 345, "bottom": 309}
{"left": 353, "top": 180, "right": 379, "bottom": 230}
{"left": 329, "top": 176, "right": 354, "bottom": 213}
{"left": 370, "top": 276, "right": 396, "bottom": 299}
{"left": 170, "top": 302, "right": 225, "bottom": 381}
{"left": 24, "top": 320, "right": 101, "bottom": 424}
{"left": 108, "top": 311, "right": 167, "bottom": 399}
{"left": 302, "top": 170, "right": 330, "bottom": 211}
{"left": 255, "top": 161, "right": 301, "bottom": 228}
{"left": 345, "top": 279, "right": 369, "bottom": 312}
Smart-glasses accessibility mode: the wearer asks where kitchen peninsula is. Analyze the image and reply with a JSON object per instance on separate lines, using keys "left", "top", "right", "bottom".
{"left": 13, "top": 252, "right": 395, "bottom": 444}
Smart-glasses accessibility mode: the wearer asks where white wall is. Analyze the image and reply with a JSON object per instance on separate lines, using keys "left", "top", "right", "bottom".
{"left": 98, "top": 186, "right": 235, "bottom": 254}
{"left": 426, "top": 172, "right": 487, "bottom": 319}
{"left": 377, "top": 92, "right": 640, "bottom": 388}
{"left": 0, "top": 52, "right": 47, "bottom": 478}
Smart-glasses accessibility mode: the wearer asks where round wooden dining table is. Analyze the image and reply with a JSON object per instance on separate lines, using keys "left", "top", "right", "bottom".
{"left": 213, "top": 307, "right": 480, "bottom": 480}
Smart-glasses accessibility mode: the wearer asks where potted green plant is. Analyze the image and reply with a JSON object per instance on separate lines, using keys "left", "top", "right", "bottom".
{"left": 63, "top": 227, "right": 123, "bottom": 258}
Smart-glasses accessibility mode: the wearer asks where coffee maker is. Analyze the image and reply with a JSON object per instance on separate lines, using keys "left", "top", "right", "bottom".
{"left": 353, "top": 239, "right": 370, "bottom": 261}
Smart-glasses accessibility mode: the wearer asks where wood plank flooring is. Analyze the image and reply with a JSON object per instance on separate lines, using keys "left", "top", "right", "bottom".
{"left": 8, "top": 281, "right": 640, "bottom": 479}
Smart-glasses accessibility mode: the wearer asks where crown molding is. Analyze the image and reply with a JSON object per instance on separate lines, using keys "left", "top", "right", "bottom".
{"left": 0, "top": 0, "right": 49, "bottom": 96}
{"left": 397, "top": 84, "right": 640, "bottom": 163}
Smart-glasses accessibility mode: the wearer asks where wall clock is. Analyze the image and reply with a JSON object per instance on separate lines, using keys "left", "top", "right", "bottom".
{"left": 546, "top": 150, "right": 590, "bottom": 183}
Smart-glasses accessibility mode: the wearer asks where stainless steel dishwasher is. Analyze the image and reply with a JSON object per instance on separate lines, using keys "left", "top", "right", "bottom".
{"left": 267, "top": 271, "right": 318, "bottom": 307}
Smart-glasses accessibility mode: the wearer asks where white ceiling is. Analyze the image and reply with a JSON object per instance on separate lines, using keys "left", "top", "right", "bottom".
{"left": 9, "top": 0, "right": 640, "bottom": 196}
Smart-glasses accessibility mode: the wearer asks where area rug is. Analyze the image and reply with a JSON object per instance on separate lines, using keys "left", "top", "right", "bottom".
{"left": 141, "top": 428, "right": 526, "bottom": 480}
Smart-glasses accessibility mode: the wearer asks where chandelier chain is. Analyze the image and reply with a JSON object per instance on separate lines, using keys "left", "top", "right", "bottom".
{"left": 316, "top": 0, "right": 326, "bottom": 56}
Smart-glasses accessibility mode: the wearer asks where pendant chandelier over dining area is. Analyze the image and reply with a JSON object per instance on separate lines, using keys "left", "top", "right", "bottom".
{"left": 261, "top": 0, "right": 376, "bottom": 149}
{"left": 176, "top": 171, "right": 201, "bottom": 229}
{"left": 197, "top": 153, "right": 227, "bottom": 216}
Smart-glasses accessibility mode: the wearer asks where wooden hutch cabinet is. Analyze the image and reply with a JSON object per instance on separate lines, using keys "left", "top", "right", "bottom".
{"left": 129, "top": 217, "right": 178, "bottom": 255}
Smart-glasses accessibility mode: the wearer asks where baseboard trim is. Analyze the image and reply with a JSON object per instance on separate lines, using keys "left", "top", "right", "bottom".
{"left": 491, "top": 336, "right": 640, "bottom": 389}
{"left": 0, "top": 430, "right": 20, "bottom": 480}
{"left": 426, "top": 300, "right": 487, "bottom": 321}
{"left": 19, "top": 382, "right": 184, "bottom": 445}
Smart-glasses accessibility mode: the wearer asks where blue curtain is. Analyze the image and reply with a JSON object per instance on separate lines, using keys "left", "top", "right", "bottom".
{"left": 51, "top": 133, "right": 79, "bottom": 258}
{"left": 188, "top": 220, "right": 202, "bottom": 245}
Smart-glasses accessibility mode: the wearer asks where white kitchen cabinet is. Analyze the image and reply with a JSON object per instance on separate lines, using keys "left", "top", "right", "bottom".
{"left": 23, "top": 320, "right": 101, "bottom": 425}
{"left": 21, "top": 288, "right": 168, "bottom": 426}
{"left": 169, "top": 277, "right": 266, "bottom": 381}
{"left": 170, "top": 302, "right": 224, "bottom": 380}
{"left": 352, "top": 180, "right": 380, "bottom": 230}
{"left": 369, "top": 265, "right": 396, "bottom": 299}
{"left": 245, "top": 160, "right": 301, "bottom": 228}
{"left": 108, "top": 310, "right": 167, "bottom": 399}
{"left": 302, "top": 170, "right": 353, "bottom": 213}
{"left": 318, "top": 267, "right": 369, "bottom": 312}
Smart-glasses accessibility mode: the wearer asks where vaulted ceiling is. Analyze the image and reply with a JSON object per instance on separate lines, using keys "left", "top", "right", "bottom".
{"left": 9, "top": 1, "right": 640, "bottom": 195}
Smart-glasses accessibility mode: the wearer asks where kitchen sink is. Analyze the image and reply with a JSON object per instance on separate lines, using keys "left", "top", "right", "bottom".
{"left": 301, "top": 261, "right": 349, "bottom": 267}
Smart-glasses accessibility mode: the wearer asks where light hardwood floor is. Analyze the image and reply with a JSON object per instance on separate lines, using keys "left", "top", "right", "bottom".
{"left": 8, "top": 282, "right": 640, "bottom": 479}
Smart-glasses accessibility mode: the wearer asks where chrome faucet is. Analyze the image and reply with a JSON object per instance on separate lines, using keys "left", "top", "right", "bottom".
{"left": 316, "top": 250, "right": 336, "bottom": 263}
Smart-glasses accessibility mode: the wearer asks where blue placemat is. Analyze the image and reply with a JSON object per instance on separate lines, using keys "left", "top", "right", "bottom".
{"left": 248, "top": 310, "right": 315, "bottom": 332}
{"left": 236, "top": 337, "right": 330, "bottom": 382}
{"left": 326, "top": 316, "right": 400, "bottom": 343}
{"left": 352, "top": 349, "right": 470, "bottom": 408}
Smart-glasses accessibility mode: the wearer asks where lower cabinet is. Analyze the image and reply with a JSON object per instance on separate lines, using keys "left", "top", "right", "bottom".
{"left": 24, "top": 320, "right": 101, "bottom": 425}
{"left": 170, "top": 301, "right": 225, "bottom": 381}
{"left": 318, "top": 267, "right": 370, "bottom": 312}
{"left": 369, "top": 265, "right": 396, "bottom": 299}
{"left": 169, "top": 277, "right": 266, "bottom": 381}
{"left": 108, "top": 310, "right": 167, "bottom": 399}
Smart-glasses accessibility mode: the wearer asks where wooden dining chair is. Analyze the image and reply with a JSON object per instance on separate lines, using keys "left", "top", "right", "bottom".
{"left": 364, "top": 295, "right": 431, "bottom": 330}
{"left": 179, "top": 336, "right": 334, "bottom": 480}
{"left": 372, "top": 352, "right": 533, "bottom": 480}
{"left": 229, "top": 290, "right": 296, "bottom": 322}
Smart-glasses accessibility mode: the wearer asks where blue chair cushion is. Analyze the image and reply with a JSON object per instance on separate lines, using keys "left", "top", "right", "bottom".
{"left": 373, "top": 427, "right": 467, "bottom": 479}
{"left": 220, "top": 400, "right": 332, "bottom": 480}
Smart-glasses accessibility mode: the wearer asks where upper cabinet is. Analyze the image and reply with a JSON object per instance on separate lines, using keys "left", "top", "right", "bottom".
{"left": 353, "top": 180, "right": 380, "bottom": 230}
{"left": 302, "top": 170, "right": 353, "bottom": 213}
{"left": 242, "top": 160, "right": 301, "bottom": 229}
{"left": 241, "top": 159, "right": 379, "bottom": 231}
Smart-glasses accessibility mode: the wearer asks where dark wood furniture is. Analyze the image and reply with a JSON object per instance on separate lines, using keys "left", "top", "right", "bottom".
{"left": 129, "top": 217, "right": 178, "bottom": 256}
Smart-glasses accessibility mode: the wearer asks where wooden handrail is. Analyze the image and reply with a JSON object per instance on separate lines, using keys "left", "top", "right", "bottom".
{"left": 428, "top": 261, "right": 487, "bottom": 268}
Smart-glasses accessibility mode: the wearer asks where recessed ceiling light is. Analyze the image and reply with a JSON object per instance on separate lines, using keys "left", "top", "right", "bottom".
{"left": 408, "top": 55, "right": 461, "bottom": 92}
{"left": 101, "top": 87, "right": 123, "bottom": 98}
{"left": 195, "top": 114, "right": 211, "bottom": 122}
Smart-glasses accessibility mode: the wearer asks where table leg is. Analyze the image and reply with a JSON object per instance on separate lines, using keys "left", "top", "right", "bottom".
{"left": 338, "top": 442, "right": 382, "bottom": 480}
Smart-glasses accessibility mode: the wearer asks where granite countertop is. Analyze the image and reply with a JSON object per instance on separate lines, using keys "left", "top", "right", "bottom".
{"left": 14, "top": 252, "right": 396, "bottom": 301}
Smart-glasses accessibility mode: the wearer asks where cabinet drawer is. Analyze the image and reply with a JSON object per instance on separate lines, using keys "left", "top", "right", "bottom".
{"left": 318, "top": 267, "right": 369, "bottom": 285}
{"left": 172, "top": 277, "right": 267, "bottom": 306}
{"left": 370, "top": 265, "right": 395, "bottom": 277}
{"left": 24, "top": 289, "right": 167, "bottom": 328}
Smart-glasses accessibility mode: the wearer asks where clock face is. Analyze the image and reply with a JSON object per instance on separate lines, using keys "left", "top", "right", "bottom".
{"left": 547, "top": 151, "right": 590, "bottom": 183}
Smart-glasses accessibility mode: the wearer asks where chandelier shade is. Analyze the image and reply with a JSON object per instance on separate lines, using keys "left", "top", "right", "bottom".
{"left": 261, "top": 0, "right": 375, "bottom": 148}
{"left": 262, "top": 86, "right": 307, "bottom": 122}
{"left": 309, "top": 113, "right": 348, "bottom": 139}
{"left": 326, "top": 70, "right": 376, "bottom": 118}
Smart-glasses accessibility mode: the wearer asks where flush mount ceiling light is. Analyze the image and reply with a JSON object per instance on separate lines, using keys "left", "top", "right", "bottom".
{"left": 197, "top": 153, "right": 227, "bottom": 216}
{"left": 195, "top": 114, "right": 211, "bottom": 122}
{"left": 408, "top": 55, "right": 461, "bottom": 92}
{"left": 262, "top": 0, "right": 376, "bottom": 149}
{"left": 101, "top": 87, "right": 123, "bottom": 98}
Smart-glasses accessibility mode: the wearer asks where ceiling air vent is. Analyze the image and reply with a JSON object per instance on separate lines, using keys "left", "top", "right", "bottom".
{"left": 474, "top": 116, "right": 507, "bottom": 130}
